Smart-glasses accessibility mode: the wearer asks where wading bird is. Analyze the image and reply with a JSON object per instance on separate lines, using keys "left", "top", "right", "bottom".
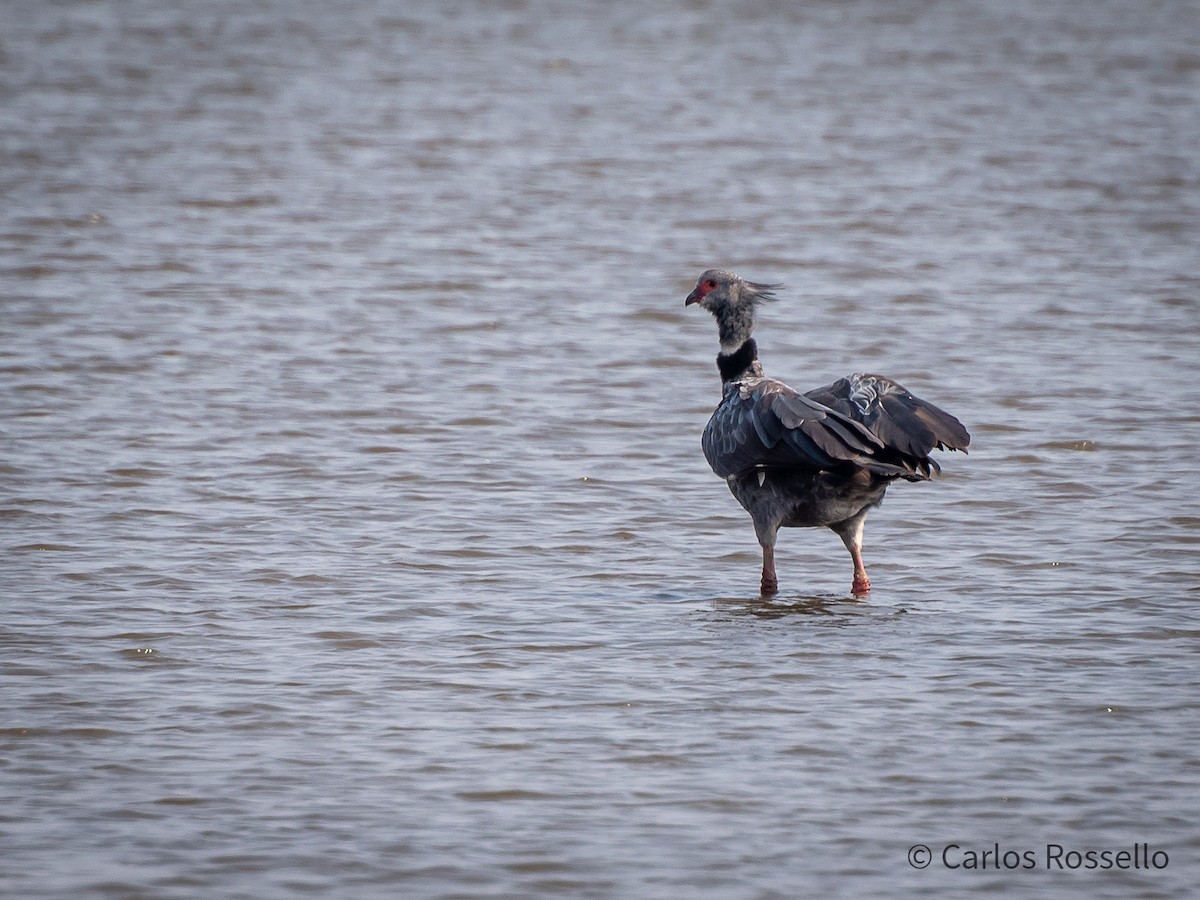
{"left": 686, "top": 269, "right": 969, "bottom": 595}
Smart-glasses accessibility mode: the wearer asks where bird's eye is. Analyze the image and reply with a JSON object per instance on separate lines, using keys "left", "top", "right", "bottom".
{"left": 703, "top": 280, "right": 716, "bottom": 291}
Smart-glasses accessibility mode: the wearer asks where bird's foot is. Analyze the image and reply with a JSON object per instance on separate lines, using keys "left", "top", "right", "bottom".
{"left": 760, "top": 577, "right": 779, "bottom": 596}
{"left": 851, "top": 574, "right": 871, "bottom": 595}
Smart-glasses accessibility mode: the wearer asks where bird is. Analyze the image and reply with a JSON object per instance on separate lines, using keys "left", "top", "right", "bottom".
{"left": 685, "top": 268, "right": 970, "bottom": 596}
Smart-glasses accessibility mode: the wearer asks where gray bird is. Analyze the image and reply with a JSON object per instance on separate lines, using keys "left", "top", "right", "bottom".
{"left": 686, "top": 269, "right": 970, "bottom": 596}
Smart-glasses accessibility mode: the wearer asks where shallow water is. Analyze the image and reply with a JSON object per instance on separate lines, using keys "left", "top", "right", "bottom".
{"left": 2, "top": 0, "right": 1199, "bottom": 896}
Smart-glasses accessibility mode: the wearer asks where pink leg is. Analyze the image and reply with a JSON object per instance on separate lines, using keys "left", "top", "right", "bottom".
{"left": 760, "top": 544, "right": 778, "bottom": 596}
{"left": 833, "top": 511, "right": 871, "bottom": 595}
{"left": 849, "top": 544, "right": 871, "bottom": 595}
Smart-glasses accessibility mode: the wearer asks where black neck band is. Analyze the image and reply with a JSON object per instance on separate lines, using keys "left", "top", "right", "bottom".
{"left": 717, "top": 339, "right": 757, "bottom": 381}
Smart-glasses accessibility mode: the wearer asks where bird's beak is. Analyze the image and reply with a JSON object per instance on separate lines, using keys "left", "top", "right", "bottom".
{"left": 684, "top": 287, "right": 701, "bottom": 307}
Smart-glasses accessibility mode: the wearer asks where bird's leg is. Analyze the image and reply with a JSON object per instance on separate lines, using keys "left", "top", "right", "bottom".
{"left": 753, "top": 519, "right": 781, "bottom": 596}
{"left": 833, "top": 511, "right": 871, "bottom": 596}
{"left": 848, "top": 545, "right": 871, "bottom": 596}
{"left": 760, "top": 544, "right": 778, "bottom": 596}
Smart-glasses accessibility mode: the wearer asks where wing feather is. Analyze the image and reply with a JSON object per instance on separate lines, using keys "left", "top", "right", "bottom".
{"left": 702, "top": 373, "right": 969, "bottom": 481}
{"left": 806, "top": 373, "right": 971, "bottom": 458}
{"left": 702, "top": 377, "right": 913, "bottom": 479}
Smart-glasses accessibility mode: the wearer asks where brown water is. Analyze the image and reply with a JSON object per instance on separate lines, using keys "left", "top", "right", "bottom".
{"left": 3, "top": 1, "right": 1199, "bottom": 897}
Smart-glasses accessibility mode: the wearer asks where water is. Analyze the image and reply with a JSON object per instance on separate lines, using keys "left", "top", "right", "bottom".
{"left": 3, "top": 0, "right": 1198, "bottom": 896}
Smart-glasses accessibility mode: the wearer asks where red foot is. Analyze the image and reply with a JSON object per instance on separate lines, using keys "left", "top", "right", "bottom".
{"left": 851, "top": 575, "right": 871, "bottom": 595}
{"left": 761, "top": 578, "right": 779, "bottom": 596}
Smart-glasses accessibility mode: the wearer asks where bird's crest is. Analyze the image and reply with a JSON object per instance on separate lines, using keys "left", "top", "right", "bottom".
{"left": 741, "top": 280, "right": 782, "bottom": 305}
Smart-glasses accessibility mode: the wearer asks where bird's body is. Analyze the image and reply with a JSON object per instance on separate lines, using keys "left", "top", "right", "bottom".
{"left": 686, "top": 269, "right": 969, "bottom": 595}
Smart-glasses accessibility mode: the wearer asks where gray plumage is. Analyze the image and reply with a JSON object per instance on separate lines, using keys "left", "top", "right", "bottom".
{"left": 685, "top": 268, "right": 970, "bottom": 595}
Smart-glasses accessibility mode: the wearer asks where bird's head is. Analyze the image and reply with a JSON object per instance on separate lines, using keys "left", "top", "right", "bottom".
{"left": 685, "top": 269, "right": 780, "bottom": 351}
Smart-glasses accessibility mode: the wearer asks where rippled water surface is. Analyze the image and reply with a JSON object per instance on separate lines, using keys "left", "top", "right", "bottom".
{"left": 3, "top": 1, "right": 1199, "bottom": 896}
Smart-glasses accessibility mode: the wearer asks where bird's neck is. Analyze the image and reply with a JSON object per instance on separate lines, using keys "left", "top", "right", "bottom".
{"left": 716, "top": 338, "right": 762, "bottom": 383}
{"left": 715, "top": 304, "right": 755, "bottom": 352}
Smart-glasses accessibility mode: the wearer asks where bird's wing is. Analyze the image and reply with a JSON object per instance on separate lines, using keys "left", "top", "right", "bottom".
{"left": 804, "top": 373, "right": 971, "bottom": 465}
{"left": 701, "top": 377, "right": 907, "bottom": 479}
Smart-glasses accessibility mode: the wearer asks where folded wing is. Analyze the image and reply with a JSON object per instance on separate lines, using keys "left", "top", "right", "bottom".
{"left": 703, "top": 374, "right": 970, "bottom": 481}
{"left": 806, "top": 373, "right": 971, "bottom": 458}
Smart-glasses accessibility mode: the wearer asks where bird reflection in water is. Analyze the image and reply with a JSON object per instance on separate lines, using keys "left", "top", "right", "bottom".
{"left": 710, "top": 593, "right": 884, "bottom": 621}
